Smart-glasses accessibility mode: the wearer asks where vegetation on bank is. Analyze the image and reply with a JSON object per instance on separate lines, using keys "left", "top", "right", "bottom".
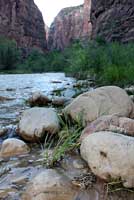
{"left": 0, "top": 37, "right": 20, "bottom": 70}
{"left": 0, "top": 36, "right": 134, "bottom": 86}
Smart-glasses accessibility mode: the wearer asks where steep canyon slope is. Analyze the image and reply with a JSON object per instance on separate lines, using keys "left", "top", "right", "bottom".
{"left": 0, "top": 0, "right": 47, "bottom": 52}
{"left": 91, "top": 0, "right": 134, "bottom": 42}
{"left": 48, "top": 0, "right": 92, "bottom": 50}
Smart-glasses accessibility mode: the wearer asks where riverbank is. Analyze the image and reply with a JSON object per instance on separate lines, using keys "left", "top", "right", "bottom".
{"left": 1, "top": 73, "right": 134, "bottom": 199}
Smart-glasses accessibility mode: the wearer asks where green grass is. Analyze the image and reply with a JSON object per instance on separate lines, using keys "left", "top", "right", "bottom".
{"left": 42, "top": 113, "right": 83, "bottom": 167}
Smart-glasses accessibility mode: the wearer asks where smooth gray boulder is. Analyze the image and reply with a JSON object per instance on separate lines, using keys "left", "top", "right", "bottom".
{"left": 64, "top": 86, "right": 134, "bottom": 125}
{"left": 81, "top": 131, "right": 134, "bottom": 188}
{"left": 18, "top": 107, "right": 60, "bottom": 142}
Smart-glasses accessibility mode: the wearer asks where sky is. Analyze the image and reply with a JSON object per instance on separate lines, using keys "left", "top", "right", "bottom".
{"left": 34, "top": 0, "right": 84, "bottom": 27}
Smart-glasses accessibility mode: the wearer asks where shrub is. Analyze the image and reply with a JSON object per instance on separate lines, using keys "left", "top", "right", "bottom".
{"left": 0, "top": 37, "right": 20, "bottom": 70}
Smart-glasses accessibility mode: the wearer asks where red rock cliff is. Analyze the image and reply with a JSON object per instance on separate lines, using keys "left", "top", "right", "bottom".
{"left": 83, "top": 0, "right": 92, "bottom": 38}
{"left": 90, "top": 0, "right": 134, "bottom": 42}
{"left": 0, "top": 0, "right": 47, "bottom": 52}
{"left": 48, "top": 2, "right": 92, "bottom": 51}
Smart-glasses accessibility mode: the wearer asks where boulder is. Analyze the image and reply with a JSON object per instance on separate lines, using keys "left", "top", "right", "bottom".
{"left": 22, "top": 169, "right": 76, "bottom": 200}
{"left": 0, "top": 138, "right": 30, "bottom": 157}
{"left": 64, "top": 86, "right": 134, "bottom": 125}
{"left": 81, "top": 115, "right": 134, "bottom": 141}
{"left": 18, "top": 107, "right": 60, "bottom": 142}
{"left": 81, "top": 132, "right": 134, "bottom": 188}
{"left": 119, "top": 117, "right": 134, "bottom": 136}
{"left": 28, "top": 91, "right": 51, "bottom": 106}
{"left": 80, "top": 115, "right": 119, "bottom": 141}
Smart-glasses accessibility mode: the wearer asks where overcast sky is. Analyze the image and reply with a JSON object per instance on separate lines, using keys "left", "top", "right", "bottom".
{"left": 34, "top": 0, "right": 84, "bottom": 27}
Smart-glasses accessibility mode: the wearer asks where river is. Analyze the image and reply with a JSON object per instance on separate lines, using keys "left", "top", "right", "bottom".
{"left": 0, "top": 73, "right": 76, "bottom": 126}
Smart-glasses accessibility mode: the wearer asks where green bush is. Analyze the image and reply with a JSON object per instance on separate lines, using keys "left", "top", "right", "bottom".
{"left": 65, "top": 40, "right": 134, "bottom": 86}
{"left": 0, "top": 37, "right": 20, "bottom": 70}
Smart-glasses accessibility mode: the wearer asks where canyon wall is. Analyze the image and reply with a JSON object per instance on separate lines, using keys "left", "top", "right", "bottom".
{"left": 0, "top": 0, "right": 47, "bottom": 52}
{"left": 90, "top": 0, "right": 134, "bottom": 43}
{"left": 48, "top": 1, "right": 92, "bottom": 50}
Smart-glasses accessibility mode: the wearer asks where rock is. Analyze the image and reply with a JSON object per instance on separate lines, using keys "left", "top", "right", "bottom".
{"left": 80, "top": 115, "right": 119, "bottom": 141}
{"left": 81, "top": 131, "right": 134, "bottom": 188}
{"left": 91, "top": 0, "right": 134, "bottom": 43}
{"left": 64, "top": 86, "right": 134, "bottom": 125}
{"left": 0, "top": 138, "right": 30, "bottom": 157}
{"left": 6, "top": 88, "right": 16, "bottom": 91}
{"left": 73, "top": 159, "right": 88, "bottom": 170}
{"left": 18, "top": 107, "right": 60, "bottom": 142}
{"left": 22, "top": 169, "right": 76, "bottom": 200}
{"left": 0, "top": 0, "right": 47, "bottom": 52}
{"left": 130, "top": 95, "right": 134, "bottom": 102}
{"left": 73, "top": 80, "right": 93, "bottom": 88}
{"left": 28, "top": 91, "right": 51, "bottom": 106}
{"left": 125, "top": 87, "right": 134, "bottom": 95}
{"left": 81, "top": 115, "right": 134, "bottom": 140}
{"left": 0, "top": 96, "right": 14, "bottom": 101}
{"left": 51, "top": 80, "right": 62, "bottom": 84}
{"left": 11, "top": 175, "right": 29, "bottom": 185}
{"left": 52, "top": 96, "right": 71, "bottom": 107}
{"left": 119, "top": 117, "right": 134, "bottom": 136}
{"left": 48, "top": 2, "right": 91, "bottom": 50}
{"left": 0, "top": 127, "right": 7, "bottom": 137}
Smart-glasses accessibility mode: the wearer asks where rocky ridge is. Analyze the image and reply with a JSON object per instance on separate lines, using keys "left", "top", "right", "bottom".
{"left": 0, "top": 0, "right": 47, "bottom": 52}
{"left": 48, "top": 0, "right": 91, "bottom": 50}
{"left": 90, "top": 0, "right": 134, "bottom": 42}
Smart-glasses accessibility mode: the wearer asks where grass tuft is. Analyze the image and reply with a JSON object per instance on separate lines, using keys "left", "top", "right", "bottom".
{"left": 42, "top": 113, "right": 83, "bottom": 167}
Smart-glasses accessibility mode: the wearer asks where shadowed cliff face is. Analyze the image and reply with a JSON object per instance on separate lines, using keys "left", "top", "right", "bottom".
{"left": 0, "top": 0, "right": 47, "bottom": 52}
{"left": 48, "top": 1, "right": 92, "bottom": 51}
{"left": 91, "top": 0, "right": 134, "bottom": 43}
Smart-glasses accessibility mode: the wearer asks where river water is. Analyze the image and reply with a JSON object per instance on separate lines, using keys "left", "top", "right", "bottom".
{"left": 0, "top": 73, "right": 76, "bottom": 126}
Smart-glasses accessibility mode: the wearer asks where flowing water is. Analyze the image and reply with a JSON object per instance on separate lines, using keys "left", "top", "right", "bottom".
{"left": 0, "top": 73, "right": 76, "bottom": 126}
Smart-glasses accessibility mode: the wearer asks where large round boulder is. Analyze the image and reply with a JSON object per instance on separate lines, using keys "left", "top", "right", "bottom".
{"left": 64, "top": 86, "right": 134, "bottom": 125}
{"left": 81, "top": 132, "right": 134, "bottom": 188}
{"left": 18, "top": 107, "right": 60, "bottom": 142}
{"left": 0, "top": 138, "right": 30, "bottom": 157}
{"left": 22, "top": 169, "right": 76, "bottom": 200}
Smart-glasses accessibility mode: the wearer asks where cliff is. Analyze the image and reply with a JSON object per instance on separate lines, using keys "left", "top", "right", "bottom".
{"left": 90, "top": 0, "right": 134, "bottom": 43}
{"left": 48, "top": 2, "right": 92, "bottom": 50}
{"left": 0, "top": 0, "right": 47, "bottom": 52}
